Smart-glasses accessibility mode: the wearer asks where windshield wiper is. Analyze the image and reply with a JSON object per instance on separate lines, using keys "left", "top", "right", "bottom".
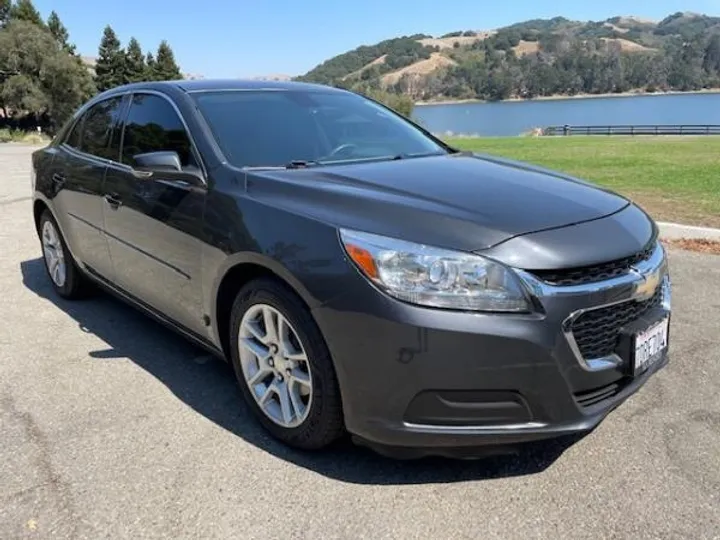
{"left": 242, "top": 160, "right": 320, "bottom": 171}
{"left": 390, "top": 150, "right": 448, "bottom": 160}
{"left": 285, "top": 160, "right": 319, "bottom": 169}
{"left": 243, "top": 152, "right": 445, "bottom": 171}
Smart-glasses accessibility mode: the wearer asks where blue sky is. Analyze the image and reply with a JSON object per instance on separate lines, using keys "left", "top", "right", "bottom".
{"left": 33, "top": 0, "right": 720, "bottom": 78}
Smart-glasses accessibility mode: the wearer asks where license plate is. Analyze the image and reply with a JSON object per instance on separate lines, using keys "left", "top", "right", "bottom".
{"left": 633, "top": 318, "right": 669, "bottom": 374}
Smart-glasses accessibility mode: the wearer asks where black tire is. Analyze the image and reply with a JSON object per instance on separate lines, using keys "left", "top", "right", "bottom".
{"left": 229, "top": 277, "right": 344, "bottom": 450}
{"left": 38, "top": 210, "right": 93, "bottom": 300}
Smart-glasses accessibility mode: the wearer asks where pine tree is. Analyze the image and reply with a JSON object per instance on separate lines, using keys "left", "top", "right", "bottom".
{"left": 125, "top": 37, "right": 146, "bottom": 83}
{"left": 153, "top": 40, "right": 182, "bottom": 80}
{"left": 9, "top": 0, "right": 43, "bottom": 26}
{"left": 144, "top": 52, "right": 157, "bottom": 80}
{"left": 47, "top": 11, "right": 75, "bottom": 54}
{"left": 95, "top": 25, "right": 126, "bottom": 91}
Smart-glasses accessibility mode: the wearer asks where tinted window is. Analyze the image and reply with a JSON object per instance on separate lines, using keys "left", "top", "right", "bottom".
{"left": 64, "top": 117, "right": 83, "bottom": 149}
{"left": 121, "top": 94, "right": 195, "bottom": 168}
{"left": 78, "top": 97, "right": 124, "bottom": 160}
{"left": 192, "top": 90, "right": 445, "bottom": 168}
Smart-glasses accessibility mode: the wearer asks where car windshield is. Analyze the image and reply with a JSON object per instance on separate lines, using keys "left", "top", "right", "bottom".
{"left": 191, "top": 89, "right": 448, "bottom": 169}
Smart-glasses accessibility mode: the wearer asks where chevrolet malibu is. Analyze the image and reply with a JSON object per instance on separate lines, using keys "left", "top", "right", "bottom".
{"left": 31, "top": 80, "right": 671, "bottom": 459}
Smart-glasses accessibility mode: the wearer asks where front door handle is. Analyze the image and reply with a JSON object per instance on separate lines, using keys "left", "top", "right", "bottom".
{"left": 131, "top": 169, "right": 154, "bottom": 179}
{"left": 104, "top": 193, "right": 122, "bottom": 209}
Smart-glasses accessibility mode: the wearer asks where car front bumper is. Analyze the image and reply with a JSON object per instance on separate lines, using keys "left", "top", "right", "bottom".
{"left": 311, "top": 240, "right": 671, "bottom": 459}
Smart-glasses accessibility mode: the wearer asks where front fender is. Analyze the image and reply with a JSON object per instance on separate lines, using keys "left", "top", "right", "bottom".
{"left": 201, "top": 193, "right": 356, "bottom": 351}
{"left": 208, "top": 250, "right": 322, "bottom": 316}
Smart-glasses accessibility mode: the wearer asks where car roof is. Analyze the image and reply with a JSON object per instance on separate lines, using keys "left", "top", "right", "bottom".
{"left": 176, "top": 79, "right": 343, "bottom": 93}
{"left": 97, "top": 78, "right": 346, "bottom": 98}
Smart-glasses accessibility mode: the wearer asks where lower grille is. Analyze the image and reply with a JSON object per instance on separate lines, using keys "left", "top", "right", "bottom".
{"left": 573, "top": 381, "right": 625, "bottom": 408}
{"left": 571, "top": 285, "right": 664, "bottom": 359}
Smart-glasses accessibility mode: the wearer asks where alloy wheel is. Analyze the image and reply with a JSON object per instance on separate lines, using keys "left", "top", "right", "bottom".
{"left": 42, "top": 220, "right": 67, "bottom": 288}
{"left": 237, "top": 303, "right": 313, "bottom": 428}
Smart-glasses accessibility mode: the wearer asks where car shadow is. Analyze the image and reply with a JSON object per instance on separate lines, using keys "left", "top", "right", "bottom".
{"left": 20, "top": 257, "right": 583, "bottom": 485}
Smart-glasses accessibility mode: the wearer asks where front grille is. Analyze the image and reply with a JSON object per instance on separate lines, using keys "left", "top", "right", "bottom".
{"left": 573, "top": 380, "right": 625, "bottom": 408}
{"left": 570, "top": 285, "right": 664, "bottom": 359}
{"left": 530, "top": 243, "right": 655, "bottom": 287}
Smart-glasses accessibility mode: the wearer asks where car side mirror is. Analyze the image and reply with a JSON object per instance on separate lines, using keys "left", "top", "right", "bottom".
{"left": 133, "top": 151, "right": 182, "bottom": 172}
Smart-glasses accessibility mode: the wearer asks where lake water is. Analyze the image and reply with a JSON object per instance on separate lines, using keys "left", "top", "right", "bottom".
{"left": 412, "top": 92, "right": 720, "bottom": 137}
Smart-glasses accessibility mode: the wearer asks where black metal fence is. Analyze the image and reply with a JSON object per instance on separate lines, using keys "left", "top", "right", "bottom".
{"left": 543, "top": 124, "right": 720, "bottom": 136}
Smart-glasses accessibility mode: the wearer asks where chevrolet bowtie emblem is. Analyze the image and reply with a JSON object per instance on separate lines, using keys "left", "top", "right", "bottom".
{"left": 633, "top": 268, "right": 661, "bottom": 299}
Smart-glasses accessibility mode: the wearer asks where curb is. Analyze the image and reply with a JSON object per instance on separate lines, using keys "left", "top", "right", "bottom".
{"left": 657, "top": 221, "right": 720, "bottom": 241}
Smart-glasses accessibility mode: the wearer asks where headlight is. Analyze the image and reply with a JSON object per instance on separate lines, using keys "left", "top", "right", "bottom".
{"left": 339, "top": 229, "right": 531, "bottom": 312}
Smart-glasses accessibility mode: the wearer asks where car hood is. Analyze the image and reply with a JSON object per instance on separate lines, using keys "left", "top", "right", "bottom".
{"left": 247, "top": 152, "right": 630, "bottom": 252}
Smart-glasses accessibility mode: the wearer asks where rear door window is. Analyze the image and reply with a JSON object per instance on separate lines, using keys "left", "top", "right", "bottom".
{"left": 77, "top": 96, "right": 125, "bottom": 161}
{"left": 63, "top": 117, "right": 84, "bottom": 149}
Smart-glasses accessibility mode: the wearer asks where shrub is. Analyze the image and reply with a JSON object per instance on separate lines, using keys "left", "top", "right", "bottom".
{"left": 0, "top": 128, "right": 51, "bottom": 144}
{"left": 361, "top": 89, "right": 415, "bottom": 117}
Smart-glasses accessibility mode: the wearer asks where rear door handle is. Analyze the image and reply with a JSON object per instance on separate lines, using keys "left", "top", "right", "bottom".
{"left": 52, "top": 173, "right": 66, "bottom": 186}
{"left": 104, "top": 193, "right": 122, "bottom": 209}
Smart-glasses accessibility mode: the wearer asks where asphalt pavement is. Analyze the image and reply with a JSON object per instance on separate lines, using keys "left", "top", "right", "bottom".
{"left": 1, "top": 144, "right": 719, "bottom": 539}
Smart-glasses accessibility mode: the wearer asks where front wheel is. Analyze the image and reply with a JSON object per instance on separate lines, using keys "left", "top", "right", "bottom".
{"left": 229, "top": 278, "right": 344, "bottom": 450}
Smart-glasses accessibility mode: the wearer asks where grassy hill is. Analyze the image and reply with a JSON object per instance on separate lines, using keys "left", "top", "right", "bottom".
{"left": 296, "top": 12, "right": 720, "bottom": 103}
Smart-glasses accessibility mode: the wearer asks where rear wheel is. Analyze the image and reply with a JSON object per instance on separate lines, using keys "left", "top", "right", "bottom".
{"left": 39, "top": 210, "right": 92, "bottom": 300}
{"left": 229, "top": 277, "right": 344, "bottom": 450}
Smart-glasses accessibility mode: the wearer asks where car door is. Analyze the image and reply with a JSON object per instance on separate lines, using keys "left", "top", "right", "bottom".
{"left": 102, "top": 92, "right": 208, "bottom": 335}
{"left": 46, "top": 95, "right": 126, "bottom": 281}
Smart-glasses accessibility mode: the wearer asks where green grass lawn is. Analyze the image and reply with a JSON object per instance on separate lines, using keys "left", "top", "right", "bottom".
{"left": 446, "top": 136, "right": 720, "bottom": 228}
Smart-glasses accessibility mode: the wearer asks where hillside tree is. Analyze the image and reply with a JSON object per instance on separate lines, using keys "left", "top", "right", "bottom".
{"left": 95, "top": 25, "right": 125, "bottom": 91}
{"left": 703, "top": 34, "right": 720, "bottom": 73}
